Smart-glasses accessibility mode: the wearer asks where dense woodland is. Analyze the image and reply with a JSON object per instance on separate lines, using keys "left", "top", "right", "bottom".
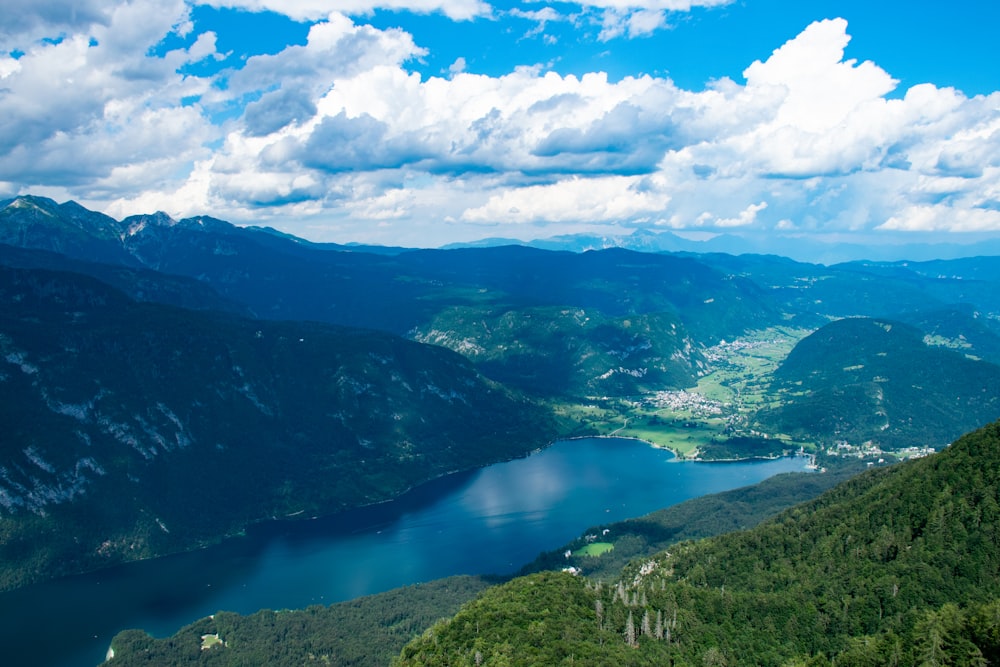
{"left": 0, "top": 266, "right": 556, "bottom": 590}
{"left": 106, "top": 576, "right": 497, "bottom": 667}
{"left": 395, "top": 420, "right": 1000, "bottom": 666}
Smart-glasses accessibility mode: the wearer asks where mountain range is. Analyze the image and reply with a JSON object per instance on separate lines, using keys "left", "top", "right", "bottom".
{"left": 444, "top": 227, "right": 1000, "bottom": 265}
{"left": 2, "top": 194, "right": 1000, "bottom": 590}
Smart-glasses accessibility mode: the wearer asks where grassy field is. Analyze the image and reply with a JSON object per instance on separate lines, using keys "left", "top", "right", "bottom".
{"left": 554, "top": 326, "right": 816, "bottom": 459}
{"left": 576, "top": 542, "right": 614, "bottom": 557}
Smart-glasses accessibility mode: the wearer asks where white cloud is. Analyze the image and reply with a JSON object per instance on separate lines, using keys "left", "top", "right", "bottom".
{"left": 509, "top": 7, "right": 563, "bottom": 23}
{"left": 461, "top": 175, "right": 671, "bottom": 223}
{"left": 200, "top": 0, "right": 491, "bottom": 21}
{"left": 587, "top": 0, "right": 729, "bottom": 40}
{"left": 878, "top": 204, "right": 1000, "bottom": 232}
{"left": 743, "top": 18, "right": 897, "bottom": 132}
{"left": 0, "top": 1, "right": 217, "bottom": 190}
{"left": 626, "top": 9, "right": 668, "bottom": 37}
{"left": 110, "top": 17, "right": 1000, "bottom": 242}
{"left": 0, "top": 0, "right": 113, "bottom": 49}
{"left": 199, "top": 0, "right": 728, "bottom": 24}
{"left": 509, "top": 6, "right": 567, "bottom": 40}
{"left": 599, "top": 7, "right": 667, "bottom": 40}
{"left": 449, "top": 56, "right": 467, "bottom": 75}
{"left": 3, "top": 5, "right": 998, "bottom": 247}
{"left": 216, "top": 13, "right": 425, "bottom": 103}
{"left": 708, "top": 201, "right": 768, "bottom": 228}
{"left": 0, "top": 55, "right": 21, "bottom": 79}
{"left": 576, "top": 0, "right": 730, "bottom": 7}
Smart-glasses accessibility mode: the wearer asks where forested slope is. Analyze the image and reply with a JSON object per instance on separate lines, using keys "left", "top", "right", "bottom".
{"left": 0, "top": 266, "right": 556, "bottom": 590}
{"left": 395, "top": 420, "right": 1000, "bottom": 666}
{"left": 757, "top": 317, "right": 1000, "bottom": 449}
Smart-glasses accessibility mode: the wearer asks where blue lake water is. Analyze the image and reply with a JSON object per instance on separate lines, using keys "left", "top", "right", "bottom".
{"left": 0, "top": 437, "right": 810, "bottom": 666}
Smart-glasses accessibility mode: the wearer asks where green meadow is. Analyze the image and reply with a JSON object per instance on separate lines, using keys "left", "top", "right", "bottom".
{"left": 555, "top": 326, "right": 814, "bottom": 459}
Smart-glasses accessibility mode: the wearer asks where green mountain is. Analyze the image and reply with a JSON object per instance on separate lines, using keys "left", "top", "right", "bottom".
{"left": 105, "top": 575, "right": 499, "bottom": 667}
{"left": 4, "top": 195, "right": 1000, "bottom": 594}
{"left": 0, "top": 196, "right": 780, "bottom": 397}
{"left": 755, "top": 317, "right": 1000, "bottom": 449}
{"left": 894, "top": 304, "right": 1000, "bottom": 365}
{"left": 0, "top": 243, "right": 252, "bottom": 316}
{"left": 395, "top": 419, "right": 1000, "bottom": 666}
{"left": 0, "top": 265, "right": 556, "bottom": 590}
{"left": 413, "top": 306, "right": 701, "bottom": 398}
{"left": 0, "top": 195, "right": 136, "bottom": 266}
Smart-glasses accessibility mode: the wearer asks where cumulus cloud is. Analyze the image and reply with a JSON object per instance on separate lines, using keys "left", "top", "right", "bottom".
{"left": 3, "top": 3, "right": 998, "bottom": 247}
{"left": 117, "top": 16, "right": 1000, "bottom": 242}
{"left": 0, "top": 0, "right": 217, "bottom": 192}
{"left": 0, "top": 0, "right": 113, "bottom": 47}
{"left": 879, "top": 204, "right": 1000, "bottom": 232}
{"left": 462, "top": 175, "right": 672, "bottom": 223}
{"left": 705, "top": 201, "right": 768, "bottom": 228}
{"left": 243, "top": 87, "right": 318, "bottom": 137}
{"left": 200, "top": 0, "right": 491, "bottom": 21}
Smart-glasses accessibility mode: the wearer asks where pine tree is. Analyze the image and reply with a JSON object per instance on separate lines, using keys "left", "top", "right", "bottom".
{"left": 625, "top": 611, "right": 637, "bottom": 648}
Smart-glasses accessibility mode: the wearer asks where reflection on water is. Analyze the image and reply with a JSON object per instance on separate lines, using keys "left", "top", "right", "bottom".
{"left": 0, "top": 438, "right": 809, "bottom": 667}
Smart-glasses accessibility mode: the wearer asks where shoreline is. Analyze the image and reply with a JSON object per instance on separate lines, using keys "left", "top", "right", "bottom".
{"left": 557, "top": 432, "right": 805, "bottom": 464}
{"left": 0, "top": 434, "right": 801, "bottom": 595}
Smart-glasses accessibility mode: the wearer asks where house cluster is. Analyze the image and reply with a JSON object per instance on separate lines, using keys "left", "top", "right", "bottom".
{"left": 646, "top": 390, "right": 724, "bottom": 417}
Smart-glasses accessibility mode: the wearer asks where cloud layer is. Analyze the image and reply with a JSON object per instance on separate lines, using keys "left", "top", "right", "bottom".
{"left": 1, "top": 2, "right": 998, "bottom": 247}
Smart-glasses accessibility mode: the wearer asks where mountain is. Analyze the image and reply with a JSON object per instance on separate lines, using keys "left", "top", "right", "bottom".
{"left": 445, "top": 228, "right": 1000, "bottom": 264}
{"left": 0, "top": 197, "right": 784, "bottom": 397}
{"left": 894, "top": 304, "right": 1000, "bottom": 365}
{"left": 0, "top": 195, "right": 144, "bottom": 266}
{"left": 0, "top": 243, "right": 252, "bottom": 315}
{"left": 0, "top": 265, "right": 557, "bottom": 590}
{"left": 414, "top": 306, "right": 702, "bottom": 398}
{"left": 3, "top": 195, "right": 1000, "bottom": 447}
{"left": 395, "top": 419, "right": 1000, "bottom": 666}
{"left": 755, "top": 317, "right": 1000, "bottom": 449}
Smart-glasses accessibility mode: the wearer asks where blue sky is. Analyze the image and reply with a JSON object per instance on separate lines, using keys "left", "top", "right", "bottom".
{"left": 1, "top": 0, "right": 998, "bottom": 253}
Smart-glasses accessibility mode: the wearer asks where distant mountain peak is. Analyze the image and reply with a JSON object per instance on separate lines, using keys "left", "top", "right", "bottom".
{"left": 177, "top": 215, "right": 235, "bottom": 232}
{"left": 123, "top": 211, "right": 177, "bottom": 236}
{"left": 4, "top": 194, "right": 59, "bottom": 215}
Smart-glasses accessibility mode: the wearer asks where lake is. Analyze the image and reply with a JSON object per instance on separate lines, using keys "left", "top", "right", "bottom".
{"left": 0, "top": 437, "right": 810, "bottom": 666}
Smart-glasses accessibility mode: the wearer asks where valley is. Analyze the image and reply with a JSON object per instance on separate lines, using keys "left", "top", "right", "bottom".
{"left": 1, "top": 196, "right": 999, "bottom": 666}
{"left": 554, "top": 326, "right": 813, "bottom": 458}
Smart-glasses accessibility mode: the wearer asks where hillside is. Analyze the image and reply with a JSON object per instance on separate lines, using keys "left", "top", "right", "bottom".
{"left": 105, "top": 576, "right": 499, "bottom": 667}
{"left": 395, "top": 419, "right": 1000, "bottom": 666}
{"left": 414, "top": 306, "right": 702, "bottom": 398}
{"left": 518, "top": 459, "right": 867, "bottom": 581}
{"left": 0, "top": 265, "right": 557, "bottom": 590}
{"left": 0, "top": 243, "right": 252, "bottom": 316}
{"left": 755, "top": 317, "right": 1000, "bottom": 449}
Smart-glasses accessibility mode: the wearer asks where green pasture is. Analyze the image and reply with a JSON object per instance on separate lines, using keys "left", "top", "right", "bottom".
{"left": 576, "top": 542, "right": 614, "bottom": 557}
